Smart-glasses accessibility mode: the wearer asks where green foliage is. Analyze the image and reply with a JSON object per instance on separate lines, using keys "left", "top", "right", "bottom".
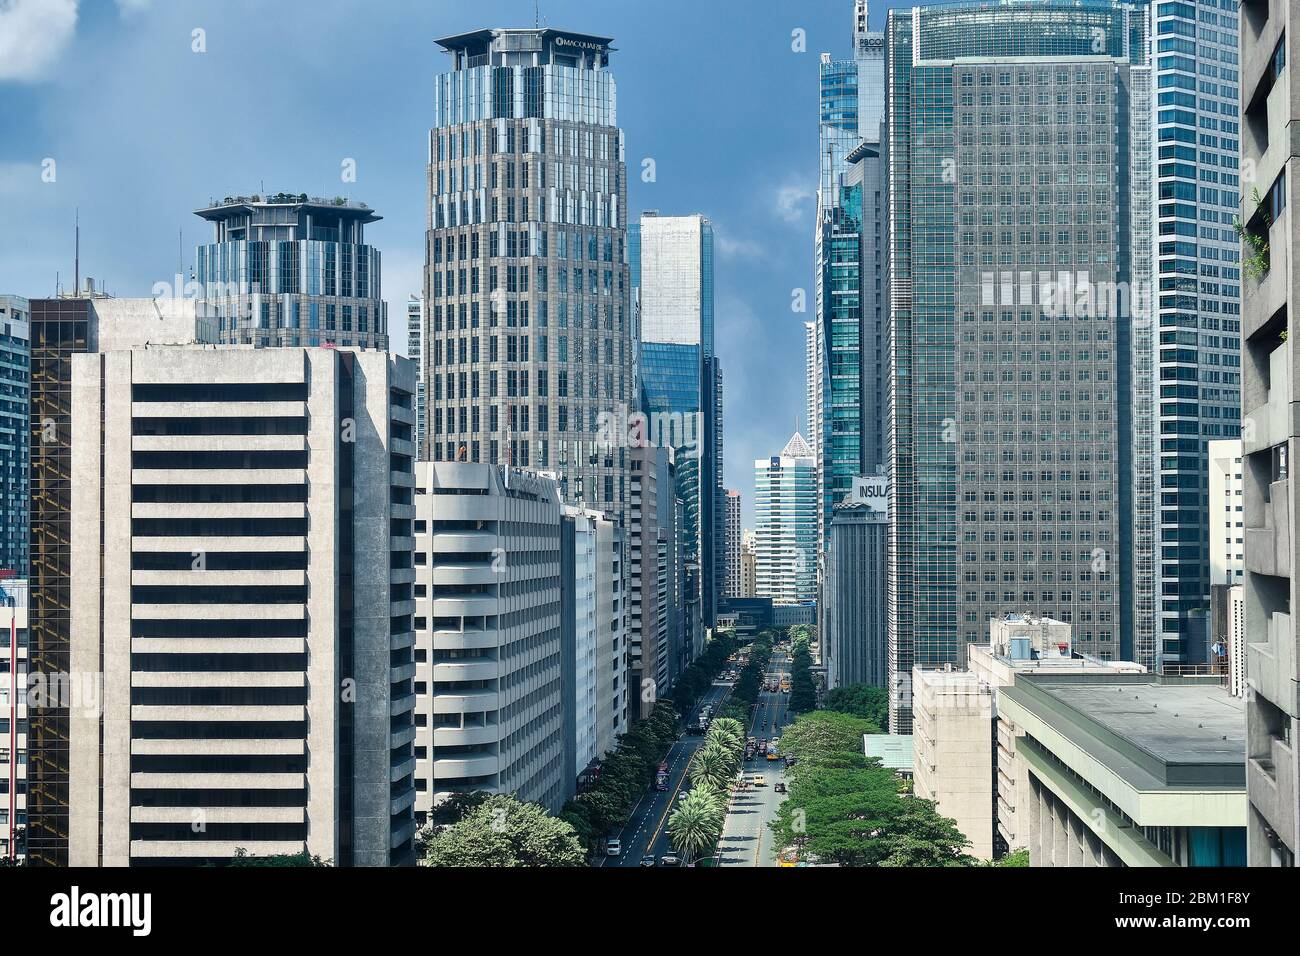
{"left": 228, "top": 849, "right": 332, "bottom": 867}
{"left": 787, "top": 634, "right": 817, "bottom": 713}
{"left": 427, "top": 790, "right": 492, "bottom": 827}
{"left": 1235, "top": 186, "right": 1271, "bottom": 280}
{"left": 424, "top": 794, "right": 586, "bottom": 867}
{"left": 771, "top": 711, "right": 973, "bottom": 867}
{"left": 822, "top": 683, "right": 889, "bottom": 732}
{"left": 668, "top": 787, "right": 725, "bottom": 862}
{"left": 988, "top": 848, "right": 1030, "bottom": 867}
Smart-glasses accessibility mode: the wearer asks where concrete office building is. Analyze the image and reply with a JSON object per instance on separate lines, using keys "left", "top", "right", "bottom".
{"left": 724, "top": 489, "right": 742, "bottom": 598}
{"left": 563, "top": 506, "right": 599, "bottom": 788}
{"left": 25, "top": 292, "right": 217, "bottom": 867}
{"left": 426, "top": 28, "right": 633, "bottom": 530}
{"left": 66, "top": 344, "right": 417, "bottom": 867}
{"left": 1210, "top": 583, "right": 1245, "bottom": 699}
{"left": 824, "top": 475, "right": 888, "bottom": 689}
{"left": 1241, "top": 0, "right": 1300, "bottom": 867}
{"left": 911, "top": 666, "right": 995, "bottom": 859}
{"left": 1154, "top": 0, "right": 1243, "bottom": 671}
{"left": 629, "top": 444, "right": 681, "bottom": 719}
{"left": 194, "top": 193, "right": 389, "bottom": 350}
{"left": 999, "top": 674, "right": 1247, "bottom": 866}
{"left": 593, "top": 512, "right": 628, "bottom": 756}
{"left": 1, "top": 577, "right": 27, "bottom": 862}
{"left": 754, "top": 433, "right": 818, "bottom": 605}
{"left": 0, "top": 296, "right": 29, "bottom": 577}
{"left": 883, "top": 0, "right": 1152, "bottom": 731}
{"left": 412, "top": 462, "right": 566, "bottom": 815}
{"left": 407, "top": 294, "right": 427, "bottom": 452}
{"left": 969, "top": 615, "right": 1144, "bottom": 855}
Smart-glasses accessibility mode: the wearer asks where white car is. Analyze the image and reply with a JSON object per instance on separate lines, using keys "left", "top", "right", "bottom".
{"left": 605, "top": 838, "right": 622, "bottom": 857}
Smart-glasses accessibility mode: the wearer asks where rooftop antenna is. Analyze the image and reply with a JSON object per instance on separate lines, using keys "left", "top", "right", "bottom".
{"left": 534, "top": 0, "right": 539, "bottom": 28}
{"left": 74, "top": 207, "right": 80, "bottom": 296}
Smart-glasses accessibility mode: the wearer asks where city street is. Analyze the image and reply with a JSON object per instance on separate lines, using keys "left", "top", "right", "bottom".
{"left": 599, "top": 680, "right": 732, "bottom": 867}
{"left": 719, "top": 653, "right": 791, "bottom": 867}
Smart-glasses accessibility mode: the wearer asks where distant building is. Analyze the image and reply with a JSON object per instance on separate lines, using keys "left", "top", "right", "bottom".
{"left": 1209, "top": 439, "right": 1244, "bottom": 589}
{"left": 1210, "top": 584, "right": 1245, "bottom": 699}
{"left": 999, "top": 674, "right": 1247, "bottom": 866}
{"left": 194, "top": 193, "right": 389, "bottom": 350}
{"left": 407, "top": 294, "right": 426, "bottom": 451}
{"left": 563, "top": 507, "right": 599, "bottom": 792}
{"left": 754, "top": 433, "right": 817, "bottom": 605}
{"left": 67, "top": 344, "right": 417, "bottom": 866}
{"left": 413, "top": 462, "right": 566, "bottom": 815}
{"left": 630, "top": 445, "right": 680, "bottom": 719}
{"left": 0, "top": 295, "right": 29, "bottom": 578}
{"left": 824, "top": 474, "right": 887, "bottom": 689}
{"left": 724, "top": 489, "right": 742, "bottom": 598}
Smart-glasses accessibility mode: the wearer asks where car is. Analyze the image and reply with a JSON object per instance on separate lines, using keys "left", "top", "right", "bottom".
{"left": 774, "top": 782, "right": 787, "bottom": 793}
{"left": 639, "top": 854, "right": 656, "bottom": 867}
{"left": 658, "top": 854, "right": 681, "bottom": 867}
{"left": 750, "top": 775, "right": 766, "bottom": 786}
{"left": 605, "top": 838, "right": 622, "bottom": 857}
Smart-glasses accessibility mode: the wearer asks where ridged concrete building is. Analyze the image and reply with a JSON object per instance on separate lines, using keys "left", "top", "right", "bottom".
{"left": 407, "top": 294, "right": 427, "bottom": 452}
{"left": 193, "top": 194, "right": 389, "bottom": 350}
{"left": 563, "top": 506, "right": 599, "bottom": 787}
{"left": 425, "top": 28, "right": 633, "bottom": 528}
{"left": 412, "top": 462, "right": 566, "bottom": 815}
{"left": 1241, "top": 0, "right": 1299, "bottom": 868}
{"left": 724, "top": 489, "right": 742, "bottom": 598}
{"left": 66, "top": 345, "right": 417, "bottom": 867}
{"left": 26, "top": 293, "right": 216, "bottom": 867}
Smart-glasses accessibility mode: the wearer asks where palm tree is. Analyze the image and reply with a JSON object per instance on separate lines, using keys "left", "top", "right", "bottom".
{"left": 668, "top": 789, "right": 725, "bottom": 863}
{"left": 691, "top": 744, "right": 735, "bottom": 793}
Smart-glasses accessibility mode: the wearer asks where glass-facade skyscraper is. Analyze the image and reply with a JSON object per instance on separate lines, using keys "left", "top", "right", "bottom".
{"left": 814, "top": 2, "right": 886, "bottom": 551}
{"left": 426, "top": 28, "right": 632, "bottom": 526}
{"left": 755, "top": 433, "right": 818, "bottom": 605}
{"left": 883, "top": 0, "right": 1153, "bottom": 731}
{"left": 632, "top": 213, "right": 722, "bottom": 625}
{"left": 193, "top": 194, "right": 388, "bottom": 350}
{"left": 1153, "top": 0, "right": 1243, "bottom": 669}
{"left": 0, "top": 295, "right": 29, "bottom": 577}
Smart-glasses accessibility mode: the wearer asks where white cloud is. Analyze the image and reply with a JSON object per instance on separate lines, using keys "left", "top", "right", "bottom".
{"left": 0, "top": 0, "right": 78, "bottom": 82}
{"left": 773, "top": 179, "right": 815, "bottom": 224}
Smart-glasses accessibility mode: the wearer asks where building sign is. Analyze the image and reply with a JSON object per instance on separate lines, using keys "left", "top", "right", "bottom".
{"left": 850, "top": 475, "right": 888, "bottom": 514}
{"left": 555, "top": 36, "right": 608, "bottom": 53}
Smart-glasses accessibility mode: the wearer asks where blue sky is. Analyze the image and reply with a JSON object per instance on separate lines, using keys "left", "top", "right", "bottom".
{"left": 0, "top": 0, "right": 887, "bottom": 529}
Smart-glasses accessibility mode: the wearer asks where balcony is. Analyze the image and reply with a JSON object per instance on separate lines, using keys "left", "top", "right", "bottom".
{"left": 1245, "top": 479, "right": 1292, "bottom": 579}
{"left": 1247, "top": 610, "right": 1299, "bottom": 716}
{"left": 1243, "top": 336, "right": 1292, "bottom": 457}
{"left": 1246, "top": 731, "right": 1297, "bottom": 853}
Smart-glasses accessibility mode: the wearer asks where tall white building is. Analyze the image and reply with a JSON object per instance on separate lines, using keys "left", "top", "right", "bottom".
{"left": 0, "top": 577, "right": 27, "bottom": 862}
{"left": 407, "top": 294, "right": 426, "bottom": 453}
{"left": 67, "top": 345, "right": 417, "bottom": 867}
{"left": 754, "top": 433, "right": 817, "bottom": 605}
{"left": 724, "top": 489, "right": 742, "bottom": 598}
{"left": 1208, "top": 439, "right": 1245, "bottom": 588}
{"left": 804, "top": 321, "right": 817, "bottom": 454}
{"left": 565, "top": 507, "right": 600, "bottom": 784}
{"left": 413, "top": 462, "right": 566, "bottom": 815}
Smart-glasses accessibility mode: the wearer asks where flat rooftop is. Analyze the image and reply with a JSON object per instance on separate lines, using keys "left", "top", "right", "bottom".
{"left": 1003, "top": 675, "right": 1245, "bottom": 789}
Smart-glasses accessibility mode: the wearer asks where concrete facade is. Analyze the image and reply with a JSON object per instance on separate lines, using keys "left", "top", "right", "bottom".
{"left": 911, "top": 666, "right": 995, "bottom": 860}
{"left": 412, "top": 462, "right": 566, "bottom": 815}
{"left": 66, "top": 345, "right": 416, "bottom": 867}
{"left": 1240, "top": 0, "right": 1300, "bottom": 868}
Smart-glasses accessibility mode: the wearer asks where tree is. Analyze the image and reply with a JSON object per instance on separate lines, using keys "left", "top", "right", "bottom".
{"left": 822, "top": 684, "right": 889, "bottom": 732}
{"left": 691, "top": 744, "right": 736, "bottom": 794}
{"left": 425, "top": 794, "right": 585, "bottom": 867}
{"left": 427, "top": 790, "right": 492, "bottom": 827}
{"left": 228, "top": 849, "right": 331, "bottom": 867}
{"left": 668, "top": 788, "right": 724, "bottom": 862}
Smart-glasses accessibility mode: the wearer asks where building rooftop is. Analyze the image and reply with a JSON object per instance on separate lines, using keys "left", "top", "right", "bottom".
{"left": 435, "top": 27, "right": 615, "bottom": 54}
{"left": 195, "top": 193, "right": 380, "bottom": 223}
{"left": 864, "top": 734, "right": 914, "bottom": 772}
{"left": 1002, "top": 675, "right": 1246, "bottom": 789}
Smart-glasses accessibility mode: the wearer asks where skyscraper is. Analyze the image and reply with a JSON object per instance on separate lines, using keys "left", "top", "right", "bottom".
{"left": 754, "top": 433, "right": 817, "bottom": 605}
{"left": 193, "top": 193, "right": 389, "bottom": 350}
{"left": 1154, "top": 0, "right": 1243, "bottom": 669}
{"left": 0, "top": 295, "right": 29, "bottom": 576}
{"left": 804, "top": 320, "right": 817, "bottom": 448}
{"left": 26, "top": 293, "right": 216, "bottom": 866}
{"left": 724, "top": 489, "right": 742, "bottom": 597}
{"left": 814, "top": 2, "right": 886, "bottom": 552}
{"left": 426, "top": 28, "right": 633, "bottom": 528}
{"left": 883, "top": 0, "right": 1151, "bottom": 731}
{"left": 632, "top": 212, "right": 722, "bottom": 625}
{"left": 1241, "top": 0, "right": 1298, "bottom": 868}
{"left": 67, "top": 345, "right": 417, "bottom": 866}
